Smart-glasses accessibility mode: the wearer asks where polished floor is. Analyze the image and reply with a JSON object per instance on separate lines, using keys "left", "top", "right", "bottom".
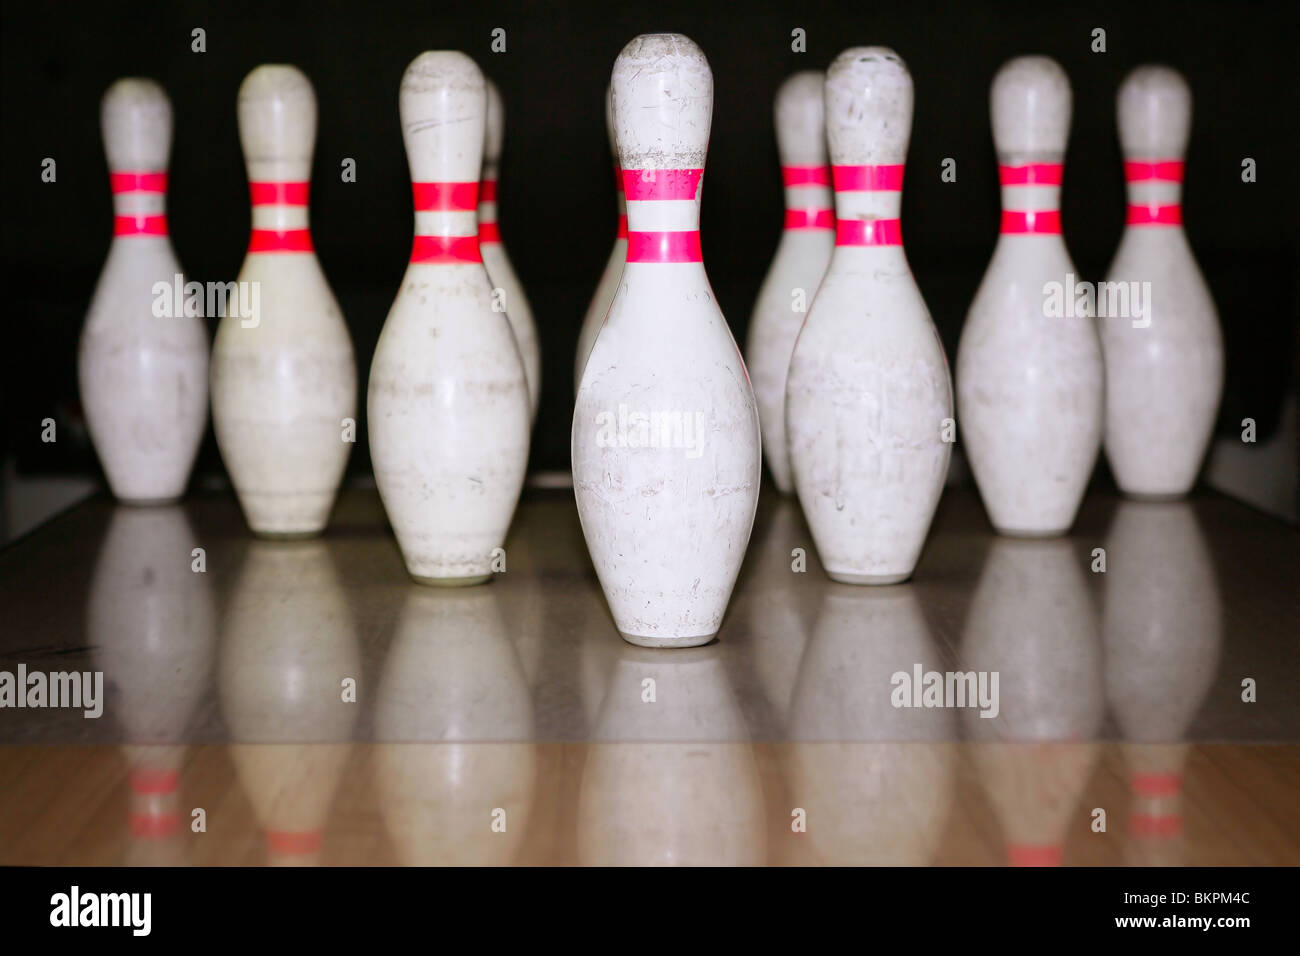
{"left": 1, "top": 486, "right": 1297, "bottom": 865}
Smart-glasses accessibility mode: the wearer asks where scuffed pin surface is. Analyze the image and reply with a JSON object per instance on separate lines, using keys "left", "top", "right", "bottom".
{"left": 79, "top": 78, "right": 209, "bottom": 503}
{"left": 785, "top": 48, "right": 953, "bottom": 583}
{"left": 956, "top": 55, "right": 1103, "bottom": 536}
{"left": 368, "top": 51, "right": 530, "bottom": 584}
{"left": 210, "top": 64, "right": 357, "bottom": 536}
{"left": 573, "top": 33, "right": 760, "bottom": 646}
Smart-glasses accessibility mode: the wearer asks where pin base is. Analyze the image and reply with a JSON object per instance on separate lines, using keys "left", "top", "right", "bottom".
{"left": 618, "top": 630, "right": 718, "bottom": 649}
{"left": 412, "top": 573, "right": 492, "bottom": 588}
{"left": 253, "top": 529, "right": 323, "bottom": 541}
{"left": 993, "top": 526, "right": 1067, "bottom": 539}
{"left": 117, "top": 495, "right": 181, "bottom": 507}
{"left": 1122, "top": 490, "right": 1188, "bottom": 503}
{"left": 826, "top": 570, "right": 912, "bottom": 586}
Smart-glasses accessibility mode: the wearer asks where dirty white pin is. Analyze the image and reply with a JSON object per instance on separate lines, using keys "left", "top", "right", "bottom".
{"left": 572, "top": 33, "right": 761, "bottom": 647}
{"left": 785, "top": 49, "right": 952, "bottom": 584}
{"left": 480, "top": 78, "right": 541, "bottom": 422}
{"left": 574, "top": 85, "right": 627, "bottom": 393}
{"left": 1101, "top": 66, "right": 1224, "bottom": 499}
{"left": 746, "top": 70, "right": 835, "bottom": 495}
{"left": 210, "top": 65, "right": 357, "bottom": 537}
{"left": 79, "top": 79, "right": 209, "bottom": 504}
{"left": 369, "top": 51, "right": 531, "bottom": 586}
{"left": 956, "top": 56, "right": 1103, "bottom": 536}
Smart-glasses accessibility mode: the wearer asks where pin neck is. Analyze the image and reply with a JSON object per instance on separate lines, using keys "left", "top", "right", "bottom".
{"left": 110, "top": 170, "right": 168, "bottom": 235}
{"left": 1123, "top": 158, "right": 1184, "bottom": 221}
{"left": 410, "top": 180, "right": 482, "bottom": 263}
{"left": 622, "top": 168, "right": 703, "bottom": 239}
{"left": 830, "top": 164, "right": 904, "bottom": 251}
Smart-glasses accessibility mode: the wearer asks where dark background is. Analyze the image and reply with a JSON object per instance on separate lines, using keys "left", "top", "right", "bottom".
{"left": 2, "top": 0, "right": 1296, "bottom": 483}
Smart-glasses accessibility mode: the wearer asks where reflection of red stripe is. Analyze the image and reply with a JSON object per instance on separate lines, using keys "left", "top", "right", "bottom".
{"left": 622, "top": 168, "right": 703, "bottom": 201}
{"left": 110, "top": 171, "right": 167, "bottom": 193}
{"left": 1127, "top": 204, "right": 1182, "bottom": 226}
{"left": 412, "top": 182, "right": 478, "bottom": 211}
{"left": 410, "top": 235, "right": 481, "bottom": 263}
{"left": 478, "top": 222, "right": 501, "bottom": 243}
{"left": 614, "top": 164, "right": 624, "bottom": 194}
{"left": 130, "top": 768, "right": 179, "bottom": 794}
{"left": 1130, "top": 813, "right": 1183, "bottom": 837}
{"left": 479, "top": 179, "right": 498, "bottom": 202}
{"left": 785, "top": 208, "right": 834, "bottom": 230}
{"left": 782, "top": 165, "right": 831, "bottom": 186}
{"left": 266, "top": 830, "right": 321, "bottom": 854}
{"left": 1000, "top": 210, "right": 1062, "bottom": 234}
{"left": 616, "top": 214, "right": 628, "bottom": 239}
{"left": 832, "top": 164, "right": 904, "bottom": 191}
{"left": 1131, "top": 771, "right": 1182, "bottom": 797}
{"left": 998, "top": 163, "right": 1064, "bottom": 186}
{"left": 249, "top": 181, "right": 309, "bottom": 205}
{"left": 626, "top": 230, "right": 702, "bottom": 263}
{"left": 249, "top": 228, "right": 313, "bottom": 252}
{"left": 130, "top": 812, "right": 180, "bottom": 839}
{"left": 1007, "top": 843, "right": 1062, "bottom": 867}
{"left": 114, "top": 214, "right": 168, "bottom": 236}
{"left": 1124, "top": 160, "right": 1184, "bottom": 182}
{"left": 835, "top": 218, "right": 902, "bottom": 246}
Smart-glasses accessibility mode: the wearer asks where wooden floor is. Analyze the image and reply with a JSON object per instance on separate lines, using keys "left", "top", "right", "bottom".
{"left": 1, "top": 486, "right": 1297, "bottom": 865}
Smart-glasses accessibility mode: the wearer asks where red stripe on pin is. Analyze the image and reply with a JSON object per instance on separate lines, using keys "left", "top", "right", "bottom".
{"left": 998, "top": 163, "right": 1064, "bottom": 186}
{"left": 411, "top": 182, "right": 479, "bottom": 211}
{"left": 614, "top": 164, "right": 624, "bottom": 194}
{"left": 479, "top": 179, "right": 498, "bottom": 202}
{"left": 130, "top": 768, "right": 179, "bottom": 794}
{"left": 785, "top": 208, "right": 834, "bottom": 230}
{"left": 114, "top": 214, "right": 168, "bottom": 236}
{"left": 1127, "top": 204, "right": 1182, "bottom": 225}
{"left": 832, "top": 165, "right": 904, "bottom": 191}
{"left": 782, "top": 165, "right": 832, "bottom": 186}
{"left": 622, "top": 169, "right": 704, "bottom": 201}
{"left": 1007, "top": 844, "right": 1063, "bottom": 867}
{"left": 626, "top": 230, "right": 702, "bottom": 263}
{"left": 249, "top": 181, "right": 310, "bottom": 205}
{"left": 835, "top": 218, "right": 902, "bottom": 246}
{"left": 616, "top": 214, "right": 628, "bottom": 240}
{"left": 410, "top": 235, "right": 482, "bottom": 263}
{"left": 1000, "top": 210, "right": 1062, "bottom": 234}
{"left": 130, "top": 812, "right": 180, "bottom": 839}
{"left": 1124, "top": 160, "right": 1185, "bottom": 182}
{"left": 1131, "top": 772, "right": 1182, "bottom": 797}
{"left": 266, "top": 830, "right": 322, "bottom": 855}
{"left": 248, "top": 228, "right": 313, "bottom": 252}
{"left": 110, "top": 171, "right": 167, "bottom": 193}
{"left": 478, "top": 222, "right": 501, "bottom": 243}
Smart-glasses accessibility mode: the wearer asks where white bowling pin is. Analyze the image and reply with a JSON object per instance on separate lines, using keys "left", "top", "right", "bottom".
{"left": 956, "top": 56, "right": 1103, "bottom": 536}
{"left": 572, "top": 34, "right": 761, "bottom": 647}
{"left": 574, "top": 86, "right": 627, "bottom": 393}
{"left": 480, "top": 79, "right": 541, "bottom": 421}
{"left": 1101, "top": 66, "right": 1224, "bottom": 499}
{"left": 369, "top": 52, "right": 531, "bottom": 586}
{"left": 746, "top": 70, "right": 834, "bottom": 495}
{"left": 78, "top": 79, "right": 208, "bottom": 503}
{"left": 785, "top": 49, "right": 952, "bottom": 584}
{"left": 210, "top": 65, "right": 357, "bottom": 537}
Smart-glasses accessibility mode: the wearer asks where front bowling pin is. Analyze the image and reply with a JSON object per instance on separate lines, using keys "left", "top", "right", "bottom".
{"left": 574, "top": 86, "right": 627, "bottom": 392}
{"left": 573, "top": 34, "right": 761, "bottom": 647}
{"left": 480, "top": 79, "right": 541, "bottom": 421}
{"left": 78, "top": 79, "right": 208, "bottom": 503}
{"left": 746, "top": 70, "right": 835, "bottom": 495}
{"left": 210, "top": 65, "right": 357, "bottom": 537}
{"left": 785, "top": 49, "right": 952, "bottom": 584}
{"left": 1101, "top": 66, "right": 1224, "bottom": 499}
{"left": 956, "top": 56, "right": 1103, "bottom": 536}
{"left": 369, "top": 52, "right": 531, "bottom": 586}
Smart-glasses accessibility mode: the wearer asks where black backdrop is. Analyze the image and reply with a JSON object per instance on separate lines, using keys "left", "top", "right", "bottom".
{"left": 2, "top": 0, "right": 1296, "bottom": 482}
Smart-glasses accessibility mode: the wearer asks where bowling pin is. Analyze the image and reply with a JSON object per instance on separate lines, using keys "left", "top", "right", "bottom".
{"left": 956, "top": 56, "right": 1103, "bottom": 536}
{"left": 785, "top": 49, "right": 952, "bottom": 584}
{"left": 369, "top": 52, "right": 531, "bottom": 586}
{"left": 746, "top": 70, "right": 834, "bottom": 495}
{"left": 78, "top": 79, "right": 208, "bottom": 503}
{"left": 572, "top": 34, "right": 761, "bottom": 647}
{"left": 210, "top": 65, "right": 357, "bottom": 537}
{"left": 480, "top": 79, "right": 541, "bottom": 421}
{"left": 1101, "top": 66, "right": 1224, "bottom": 499}
{"left": 574, "top": 86, "right": 627, "bottom": 393}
